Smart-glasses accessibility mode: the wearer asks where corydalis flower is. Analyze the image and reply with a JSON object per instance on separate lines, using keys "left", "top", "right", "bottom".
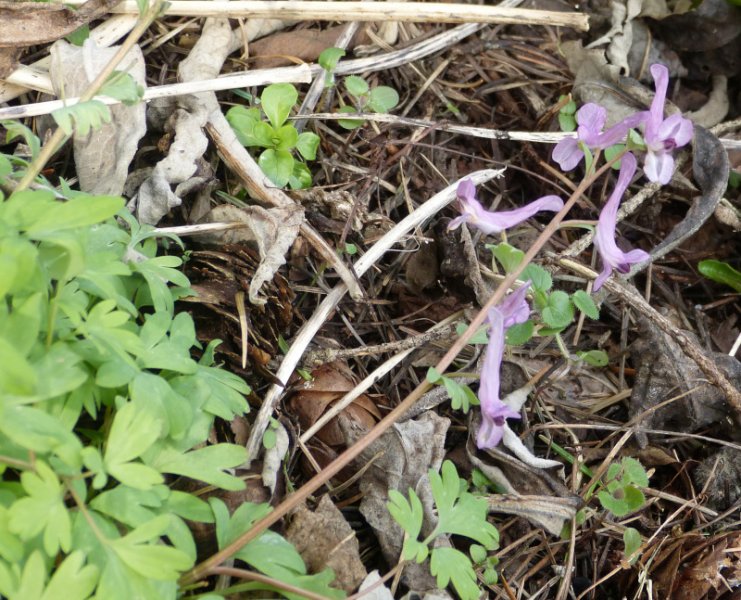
{"left": 449, "top": 179, "right": 563, "bottom": 236}
{"left": 552, "top": 103, "right": 643, "bottom": 172}
{"left": 593, "top": 152, "right": 650, "bottom": 291}
{"left": 477, "top": 284, "right": 531, "bottom": 449}
{"left": 642, "top": 64, "right": 694, "bottom": 184}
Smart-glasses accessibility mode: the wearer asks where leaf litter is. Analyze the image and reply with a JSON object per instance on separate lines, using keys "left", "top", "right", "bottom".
{"left": 1, "top": 1, "right": 740, "bottom": 599}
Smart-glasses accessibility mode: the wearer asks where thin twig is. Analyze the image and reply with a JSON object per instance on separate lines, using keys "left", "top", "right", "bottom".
{"left": 59, "top": 1, "right": 591, "bottom": 30}
{"left": 0, "top": 65, "right": 312, "bottom": 120}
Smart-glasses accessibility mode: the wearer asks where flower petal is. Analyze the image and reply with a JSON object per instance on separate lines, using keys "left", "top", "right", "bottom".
{"left": 479, "top": 308, "right": 505, "bottom": 411}
{"left": 647, "top": 64, "right": 669, "bottom": 139}
{"left": 644, "top": 150, "right": 674, "bottom": 184}
{"left": 471, "top": 195, "right": 564, "bottom": 235}
{"left": 576, "top": 103, "right": 607, "bottom": 138}
{"left": 552, "top": 137, "right": 583, "bottom": 171}
{"left": 593, "top": 153, "right": 645, "bottom": 289}
{"left": 447, "top": 215, "right": 468, "bottom": 231}
{"left": 593, "top": 263, "right": 612, "bottom": 292}
{"left": 658, "top": 113, "right": 693, "bottom": 148}
{"left": 457, "top": 178, "right": 477, "bottom": 202}
{"left": 498, "top": 282, "right": 531, "bottom": 328}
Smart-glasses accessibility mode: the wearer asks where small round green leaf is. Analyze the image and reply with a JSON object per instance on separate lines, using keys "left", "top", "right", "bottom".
{"left": 541, "top": 290, "right": 574, "bottom": 329}
{"left": 258, "top": 149, "right": 294, "bottom": 188}
{"left": 505, "top": 320, "right": 533, "bottom": 346}
{"left": 577, "top": 350, "right": 609, "bottom": 367}
{"left": 572, "top": 289, "right": 599, "bottom": 319}
{"left": 318, "top": 47, "right": 346, "bottom": 72}
{"left": 273, "top": 124, "right": 299, "bottom": 151}
{"left": 367, "top": 86, "right": 399, "bottom": 113}
{"left": 296, "top": 131, "right": 320, "bottom": 160}
{"left": 522, "top": 263, "right": 552, "bottom": 292}
{"left": 288, "top": 161, "right": 312, "bottom": 190}
{"left": 260, "top": 83, "right": 298, "bottom": 129}
{"left": 344, "top": 75, "right": 369, "bottom": 97}
{"left": 337, "top": 105, "right": 364, "bottom": 130}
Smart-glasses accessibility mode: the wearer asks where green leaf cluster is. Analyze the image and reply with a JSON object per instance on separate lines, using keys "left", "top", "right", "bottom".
{"left": 387, "top": 461, "right": 499, "bottom": 600}
{"left": 596, "top": 457, "right": 649, "bottom": 517}
{"left": 317, "top": 49, "right": 400, "bottom": 130}
{"left": 226, "top": 83, "right": 319, "bottom": 189}
{"left": 426, "top": 367, "right": 479, "bottom": 413}
{"left": 338, "top": 75, "right": 400, "bottom": 130}
{"left": 0, "top": 147, "right": 258, "bottom": 599}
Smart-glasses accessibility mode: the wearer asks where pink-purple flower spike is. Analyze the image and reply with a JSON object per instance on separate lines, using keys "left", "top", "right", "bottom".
{"left": 642, "top": 64, "right": 694, "bottom": 184}
{"left": 448, "top": 179, "right": 564, "bottom": 236}
{"left": 593, "top": 152, "right": 650, "bottom": 290}
{"left": 477, "top": 284, "right": 531, "bottom": 449}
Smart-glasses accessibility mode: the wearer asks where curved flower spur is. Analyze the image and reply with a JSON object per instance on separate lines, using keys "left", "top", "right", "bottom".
{"left": 593, "top": 152, "right": 651, "bottom": 291}
{"left": 448, "top": 178, "right": 564, "bottom": 236}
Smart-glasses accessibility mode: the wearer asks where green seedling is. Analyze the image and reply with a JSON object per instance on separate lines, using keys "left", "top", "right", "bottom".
{"left": 387, "top": 460, "right": 499, "bottom": 600}
{"left": 226, "top": 83, "right": 320, "bottom": 189}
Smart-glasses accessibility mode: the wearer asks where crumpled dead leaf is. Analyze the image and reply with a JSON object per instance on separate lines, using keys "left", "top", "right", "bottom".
{"left": 629, "top": 314, "right": 741, "bottom": 447}
{"left": 285, "top": 495, "right": 367, "bottom": 593}
{"left": 343, "top": 411, "right": 450, "bottom": 593}
{"left": 642, "top": 125, "right": 729, "bottom": 266}
{"left": 467, "top": 431, "right": 581, "bottom": 536}
{"left": 200, "top": 203, "right": 305, "bottom": 305}
{"left": 653, "top": 532, "right": 741, "bottom": 599}
{"left": 128, "top": 17, "right": 236, "bottom": 224}
{"left": 0, "top": 0, "right": 118, "bottom": 47}
{"left": 561, "top": 40, "right": 684, "bottom": 125}
{"left": 49, "top": 39, "right": 146, "bottom": 196}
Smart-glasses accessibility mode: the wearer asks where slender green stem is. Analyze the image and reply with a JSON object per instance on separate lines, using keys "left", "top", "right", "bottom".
{"left": 0, "top": 454, "right": 34, "bottom": 470}
{"left": 67, "top": 481, "right": 108, "bottom": 546}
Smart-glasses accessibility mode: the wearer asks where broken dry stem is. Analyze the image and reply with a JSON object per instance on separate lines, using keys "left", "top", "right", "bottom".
{"left": 0, "top": 65, "right": 313, "bottom": 120}
{"left": 14, "top": 2, "right": 162, "bottom": 192}
{"left": 178, "top": 157, "right": 622, "bottom": 588}
{"left": 59, "top": 1, "right": 590, "bottom": 30}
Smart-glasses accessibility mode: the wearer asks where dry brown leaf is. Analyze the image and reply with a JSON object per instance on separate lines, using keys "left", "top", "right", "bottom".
{"left": 0, "top": 0, "right": 118, "bottom": 47}
{"left": 49, "top": 39, "right": 146, "bottom": 197}
{"left": 467, "top": 430, "right": 581, "bottom": 535}
{"left": 249, "top": 25, "right": 370, "bottom": 69}
{"left": 285, "top": 495, "right": 367, "bottom": 593}
{"left": 286, "top": 361, "right": 381, "bottom": 447}
{"left": 201, "top": 203, "right": 305, "bottom": 306}
{"left": 653, "top": 532, "right": 741, "bottom": 599}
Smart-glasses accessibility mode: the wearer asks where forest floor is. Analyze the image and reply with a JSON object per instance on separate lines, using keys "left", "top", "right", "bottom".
{"left": 2, "top": 0, "right": 740, "bottom": 598}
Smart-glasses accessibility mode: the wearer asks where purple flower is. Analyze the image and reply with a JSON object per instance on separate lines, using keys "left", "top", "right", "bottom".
{"left": 449, "top": 179, "right": 563, "bottom": 236}
{"left": 477, "top": 284, "right": 531, "bottom": 449}
{"left": 593, "top": 152, "right": 650, "bottom": 291}
{"left": 553, "top": 103, "right": 644, "bottom": 172}
{"left": 642, "top": 64, "right": 694, "bottom": 184}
